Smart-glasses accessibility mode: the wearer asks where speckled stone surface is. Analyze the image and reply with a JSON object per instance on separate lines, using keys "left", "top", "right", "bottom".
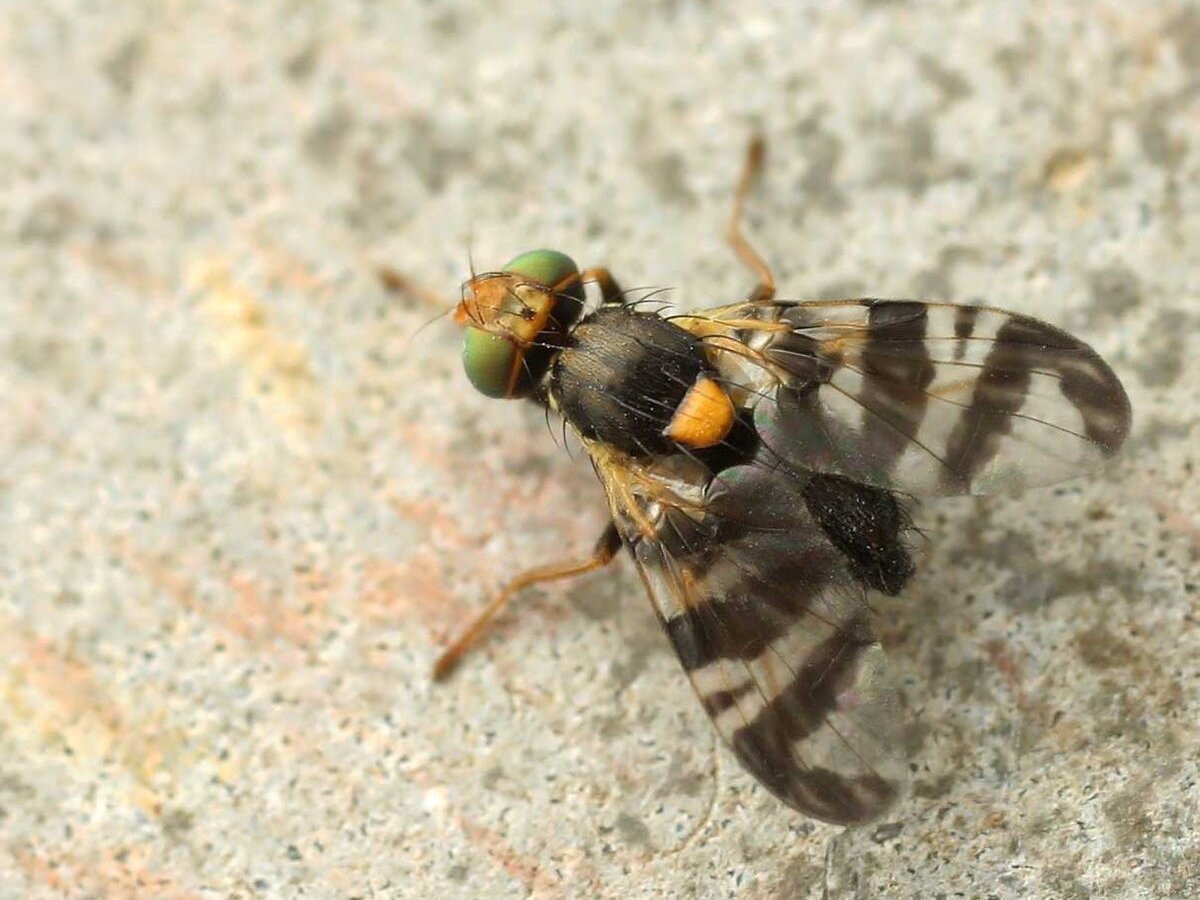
{"left": 2, "top": 2, "right": 1198, "bottom": 897}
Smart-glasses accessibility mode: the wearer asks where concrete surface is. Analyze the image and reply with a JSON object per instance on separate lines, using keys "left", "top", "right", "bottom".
{"left": 2, "top": 2, "right": 1198, "bottom": 897}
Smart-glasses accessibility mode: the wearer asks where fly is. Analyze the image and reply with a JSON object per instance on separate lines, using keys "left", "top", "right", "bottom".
{"left": 421, "top": 138, "right": 1131, "bottom": 824}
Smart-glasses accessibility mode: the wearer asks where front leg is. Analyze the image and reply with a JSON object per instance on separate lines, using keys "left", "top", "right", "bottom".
{"left": 550, "top": 266, "right": 626, "bottom": 305}
{"left": 580, "top": 267, "right": 625, "bottom": 305}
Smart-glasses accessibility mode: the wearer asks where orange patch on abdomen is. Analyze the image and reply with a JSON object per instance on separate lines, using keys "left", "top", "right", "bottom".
{"left": 664, "top": 376, "right": 735, "bottom": 449}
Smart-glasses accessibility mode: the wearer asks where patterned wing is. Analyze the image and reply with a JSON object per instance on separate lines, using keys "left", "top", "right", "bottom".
{"left": 589, "top": 443, "right": 907, "bottom": 825}
{"left": 676, "top": 300, "right": 1131, "bottom": 495}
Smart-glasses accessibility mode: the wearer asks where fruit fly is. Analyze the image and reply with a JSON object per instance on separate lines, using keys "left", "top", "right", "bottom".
{"left": 427, "top": 139, "right": 1131, "bottom": 825}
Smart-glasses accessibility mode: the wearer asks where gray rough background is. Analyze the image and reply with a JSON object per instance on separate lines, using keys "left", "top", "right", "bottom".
{"left": 2, "top": 2, "right": 1198, "bottom": 898}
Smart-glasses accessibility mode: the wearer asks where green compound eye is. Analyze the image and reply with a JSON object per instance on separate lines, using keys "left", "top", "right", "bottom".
{"left": 504, "top": 248, "right": 586, "bottom": 332}
{"left": 503, "top": 249, "right": 580, "bottom": 292}
{"left": 462, "top": 326, "right": 520, "bottom": 398}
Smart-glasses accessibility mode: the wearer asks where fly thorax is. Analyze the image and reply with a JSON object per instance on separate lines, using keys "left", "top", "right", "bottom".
{"left": 551, "top": 306, "right": 716, "bottom": 456}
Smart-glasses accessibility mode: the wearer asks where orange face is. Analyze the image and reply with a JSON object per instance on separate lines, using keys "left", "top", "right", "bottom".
{"left": 455, "top": 272, "right": 561, "bottom": 348}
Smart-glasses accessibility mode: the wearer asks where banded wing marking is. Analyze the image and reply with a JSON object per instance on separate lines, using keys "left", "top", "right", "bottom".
{"left": 682, "top": 300, "right": 1131, "bottom": 495}
{"left": 591, "top": 448, "right": 907, "bottom": 825}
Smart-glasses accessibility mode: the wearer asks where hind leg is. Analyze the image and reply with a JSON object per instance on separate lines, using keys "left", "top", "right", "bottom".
{"left": 727, "top": 137, "right": 776, "bottom": 302}
{"left": 432, "top": 523, "right": 622, "bottom": 680}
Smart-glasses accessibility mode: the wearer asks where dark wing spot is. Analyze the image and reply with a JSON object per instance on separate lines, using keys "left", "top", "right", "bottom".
{"left": 802, "top": 474, "right": 915, "bottom": 595}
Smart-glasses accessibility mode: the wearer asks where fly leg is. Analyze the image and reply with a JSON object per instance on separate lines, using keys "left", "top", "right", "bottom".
{"left": 432, "top": 522, "right": 623, "bottom": 680}
{"left": 377, "top": 267, "right": 446, "bottom": 308}
{"left": 580, "top": 268, "right": 625, "bottom": 304}
{"left": 727, "top": 136, "right": 776, "bottom": 303}
{"left": 553, "top": 267, "right": 625, "bottom": 305}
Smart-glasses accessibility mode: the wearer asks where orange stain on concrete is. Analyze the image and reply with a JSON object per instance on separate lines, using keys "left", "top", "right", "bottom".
{"left": 0, "top": 622, "right": 189, "bottom": 817}
{"left": 359, "top": 551, "right": 457, "bottom": 635}
{"left": 248, "top": 230, "right": 333, "bottom": 295}
{"left": 6, "top": 628, "right": 123, "bottom": 753}
{"left": 90, "top": 845, "right": 204, "bottom": 900}
{"left": 226, "top": 572, "right": 325, "bottom": 649}
{"left": 116, "top": 536, "right": 337, "bottom": 655}
{"left": 387, "top": 493, "right": 472, "bottom": 548}
{"left": 187, "top": 255, "right": 318, "bottom": 434}
{"left": 457, "top": 815, "right": 570, "bottom": 896}
{"left": 13, "top": 843, "right": 203, "bottom": 900}
{"left": 981, "top": 639, "right": 1038, "bottom": 716}
{"left": 71, "top": 243, "right": 172, "bottom": 295}
{"left": 11, "top": 844, "right": 67, "bottom": 893}
{"left": 394, "top": 420, "right": 465, "bottom": 478}
{"left": 1143, "top": 489, "right": 1200, "bottom": 551}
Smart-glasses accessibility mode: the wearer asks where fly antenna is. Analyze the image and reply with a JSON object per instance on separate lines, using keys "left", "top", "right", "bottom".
{"left": 402, "top": 306, "right": 453, "bottom": 352}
